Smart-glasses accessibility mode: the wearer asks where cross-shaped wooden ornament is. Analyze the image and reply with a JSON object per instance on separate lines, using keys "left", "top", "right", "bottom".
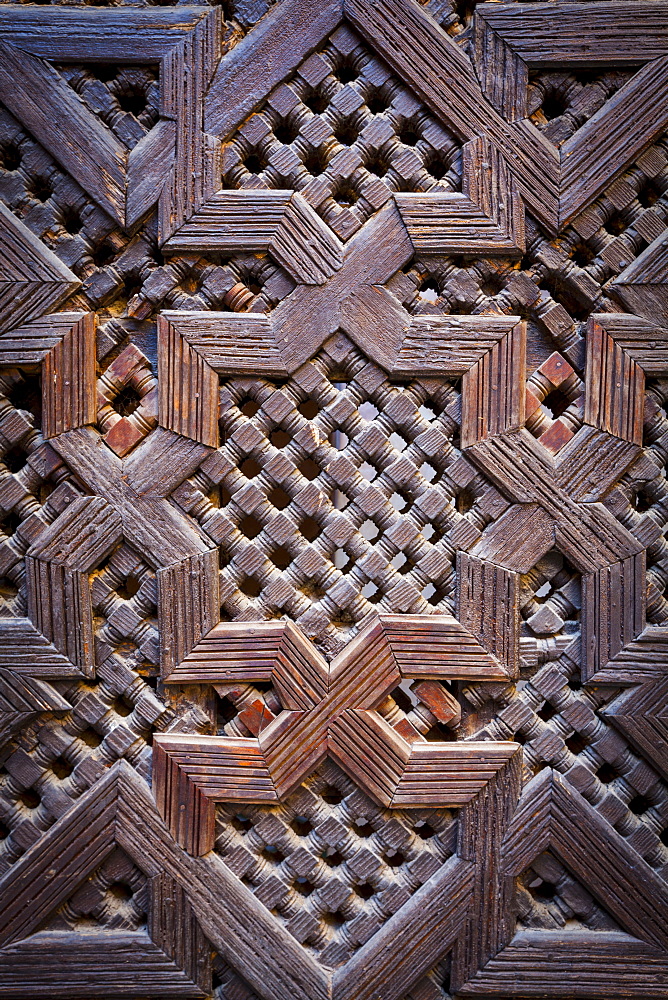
{"left": 153, "top": 614, "right": 519, "bottom": 854}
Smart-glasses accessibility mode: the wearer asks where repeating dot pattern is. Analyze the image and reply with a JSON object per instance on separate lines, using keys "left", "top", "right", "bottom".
{"left": 215, "top": 759, "right": 457, "bottom": 968}
{"left": 42, "top": 846, "right": 148, "bottom": 932}
{"left": 221, "top": 23, "right": 462, "bottom": 241}
{"left": 0, "top": 12, "right": 665, "bottom": 999}
{"left": 175, "top": 331, "right": 509, "bottom": 658}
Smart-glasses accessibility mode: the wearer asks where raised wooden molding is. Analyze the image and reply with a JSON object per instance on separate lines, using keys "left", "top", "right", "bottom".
{"left": 0, "top": 9, "right": 220, "bottom": 230}
{"left": 396, "top": 137, "right": 525, "bottom": 254}
{"left": 455, "top": 767, "right": 668, "bottom": 995}
{"left": 164, "top": 191, "right": 344, "bottom": 285}
{"left": 474, "top": 1, "right": 668, "bottom": 229}
{"left": 0, "top": 761, "right": 211, "bottom": 997}
{"left": 154, "top": 615, "right": 518, "bottom": 854}
{"left": 0, "top": 205, "right": 80, "bottom": 334}
{"left": 611, "top": 231, "right": 668, "bottom": 327}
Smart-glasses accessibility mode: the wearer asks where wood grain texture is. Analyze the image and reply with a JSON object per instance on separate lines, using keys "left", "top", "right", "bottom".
{"left": 503, "top": 769, "right": 668, "bottom": 950}
{"left": 204, "top": 0, "right": 343, "bottom": 138}
{"left": 42, "top": 313, "right": 96, "bottom": 439}
{"left": 457, "top": 553, "right": 520, "bottom": 677}
{"left": 2, "top": 3, "right": 667, "bottom": 996}
{"left": 582, "top": 553, "right": 646, "bottom": 681}
{"left": 474, "top": 1, "right": 668, "bottom": 124}
{"left": 475, "top": 1, "right": 668, "bottom": 69}
{"left": 127, "top": 120, "right": 177, "bottom": 229}
{"left": 604, "top": 670, "right": 668, "bottom": 780}
{"left": 0, "top": 762, "right": 212, "bottom": 997}
{"left": 345, "top": 0, "right": 561, "bottom": 229}
{"left": 0, "top": 203, "right": 79, "bottom": 334}
{"left": 559, "top": 56, "right": 668, "bottom": 227}
{"left": 158, "top": 550, "right": 220, "bottom": 677}
{"left": 611, "top": 232, "right": 668, "bottom": 327}
{"left": 165, "top": 191, "right": 343, "bottom": 285}
{"left": 0, "top": 619, "right": 78, "bottom": 676}
{"left": 154, "top": 616, "right": 517, "bottom": 852}
{"left": 396, "top": 137, "right": 524, "bottom": 254}
{"left": 461, "top": 321, "right": 526, "bottom": 447}
{"left": 452, "top": 751, "right": 521, "bottom": 991}
{"left": 0, "top": 8, "right": 213, "bottom": 60}
{"left": 0, "top": 41, "right": 126, "bottom": 223}
{"left": 457, "top": 930, "right": 668, "bottom": 997}
{"left": 584, "top": 318, "right": 645, "bottom": 446}
{"left": 467, "top": 433, "right": 643, "bottom": 571}
{"left": 159, "top": 8, "right": 222, "bottom": 240}
{"left": 158, "top": 315, "right": 220, "bottom": 448}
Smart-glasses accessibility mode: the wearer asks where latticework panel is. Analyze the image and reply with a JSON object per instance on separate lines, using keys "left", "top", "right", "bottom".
{"left": 0, "top": 2, "right": 667, "bottom": 999}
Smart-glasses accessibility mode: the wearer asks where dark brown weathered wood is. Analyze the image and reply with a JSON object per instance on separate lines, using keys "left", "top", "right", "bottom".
{"left": 1, "top": 2, "right": 667, "bottom": 997}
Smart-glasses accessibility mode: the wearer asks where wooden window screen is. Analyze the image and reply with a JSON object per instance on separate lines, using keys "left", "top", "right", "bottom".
{"left": 0, "top": 1, "right": 667, "bottom": 997}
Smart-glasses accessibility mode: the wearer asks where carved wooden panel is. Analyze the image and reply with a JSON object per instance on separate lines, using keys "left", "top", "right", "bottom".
{"left": 0, "top": 1, "right": 667, "bottom": 998}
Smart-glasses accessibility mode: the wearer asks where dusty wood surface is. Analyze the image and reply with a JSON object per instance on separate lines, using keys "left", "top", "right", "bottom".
{"left": 0, "top": 0, "right": 667, "bottom": 997}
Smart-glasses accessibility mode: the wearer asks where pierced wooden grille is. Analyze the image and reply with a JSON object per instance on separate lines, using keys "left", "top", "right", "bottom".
{"left": 0, "top": 1, "right": 667, "bottom": 998}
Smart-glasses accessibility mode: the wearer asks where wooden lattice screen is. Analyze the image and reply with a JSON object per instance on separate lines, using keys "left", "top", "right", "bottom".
{"left": 0, "top": 1, "right": 667, "bottom": 997}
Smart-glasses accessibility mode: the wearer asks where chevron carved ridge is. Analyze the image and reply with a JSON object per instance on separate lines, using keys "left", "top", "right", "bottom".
{"left": 153, "top": 614, "right": 519, "bottom": 854}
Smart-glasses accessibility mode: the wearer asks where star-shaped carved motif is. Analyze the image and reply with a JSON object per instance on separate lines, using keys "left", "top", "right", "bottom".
{"left": 153, "top": 614, "right": 519, "bottom": 854}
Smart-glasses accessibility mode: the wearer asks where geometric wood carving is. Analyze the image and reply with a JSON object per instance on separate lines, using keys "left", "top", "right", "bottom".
{"left": 2, "top": 0, "right": 668, "bottom": 996}
{"left": 0, "top": 761, "right": 211, "bottom": 997}
{"left": 611, "top": 231, "right": 668, "bottom": 327}
{"left": 154, "top": 615, "right": 519, "bottom": 853}
{"left": 0, "top": 204, "right": 79, "bottom": 335}
{"left": 474, "top": 2, "right": 668, "bottom": 229}
{"left": 0, "top": 8, "right": 220, "bottom": 230}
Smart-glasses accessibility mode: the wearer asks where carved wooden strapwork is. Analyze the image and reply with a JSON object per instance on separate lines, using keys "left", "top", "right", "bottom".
{"left": 0, "top": 752, "right": 522, "bottom": 1000}
{"left": 159, "top": 198, "right": 526, "bottom": 446}
{"left": 0, "top": 312, "right": 97, "bottom": 682}
{"left": 0, "top": 313, "right": 218, "bottom": 682}
{"left": 0, "top": 203, "right": 79, "bottom": 335}
{"left": 46, "top": 428, "right": 219, "bottom": 670}
{"left": 458, "top": 767, "right": 668, "bottom": 996}
{"left": 0, "top": 8, "right": 221, "bottom": 231}
{"left": 460, "top": 313, "right": 660, "bottom": 682}
{"left": 204, "top": 0, "right": 555, "bottom": 232}
{"left": 611, "top": 229, "right": 668, "bottom": 326}
{"left": 178, "top": 0, "right": 526, "bottom": 261}
{"left": 474, "top": 0, "right": 668, "bottom": 230}
{"left": 1, "top": 0, "right": 668, "bottom": 997}
{"left": 0, "top": 761, "right": 212, "bottom": 997}
{"left": 153, "top": 615, "right": 519, "bottom": 854}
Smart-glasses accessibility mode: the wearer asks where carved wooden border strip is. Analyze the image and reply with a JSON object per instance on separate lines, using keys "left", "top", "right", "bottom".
{"left": 164, "top": 191, "right": 344, "bottom": 284}
{"left": 158, "top": 307, "right": 525, "bottom": 453}
{"left": 611, "top": 232, "right": 668, "bottom": 327}
{"left": 449, "top": 768, "right": 668, "bottom": 995}
{"left": 26, "top": 497, "right": 123, "bottom": 677}
{"left": 204, "top": 0, "right": 343, "bottom": 140}
{"left": 473, "top": 1, "right": 668, "bottom": 227}
{"left": 504, "top": 770, "right": 668, "bottom": 938}
{"left": 395, "top": 137, "right": 525, "bottom": 254}
{"left": 0, "top": 763, "right": 211, "bottom": 996}
{"left": 475, "top": 0, "right": 668, "bottom": 118}
{"left": 343, "top": 0, "right": 560, "bottom": 230}
{"left": 0, "top": 41, "right": 126, "bottom": 224}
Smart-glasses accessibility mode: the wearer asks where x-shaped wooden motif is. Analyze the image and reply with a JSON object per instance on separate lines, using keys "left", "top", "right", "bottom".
{"left": 153, "top": 615, "right": 519, "bottom": 854}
